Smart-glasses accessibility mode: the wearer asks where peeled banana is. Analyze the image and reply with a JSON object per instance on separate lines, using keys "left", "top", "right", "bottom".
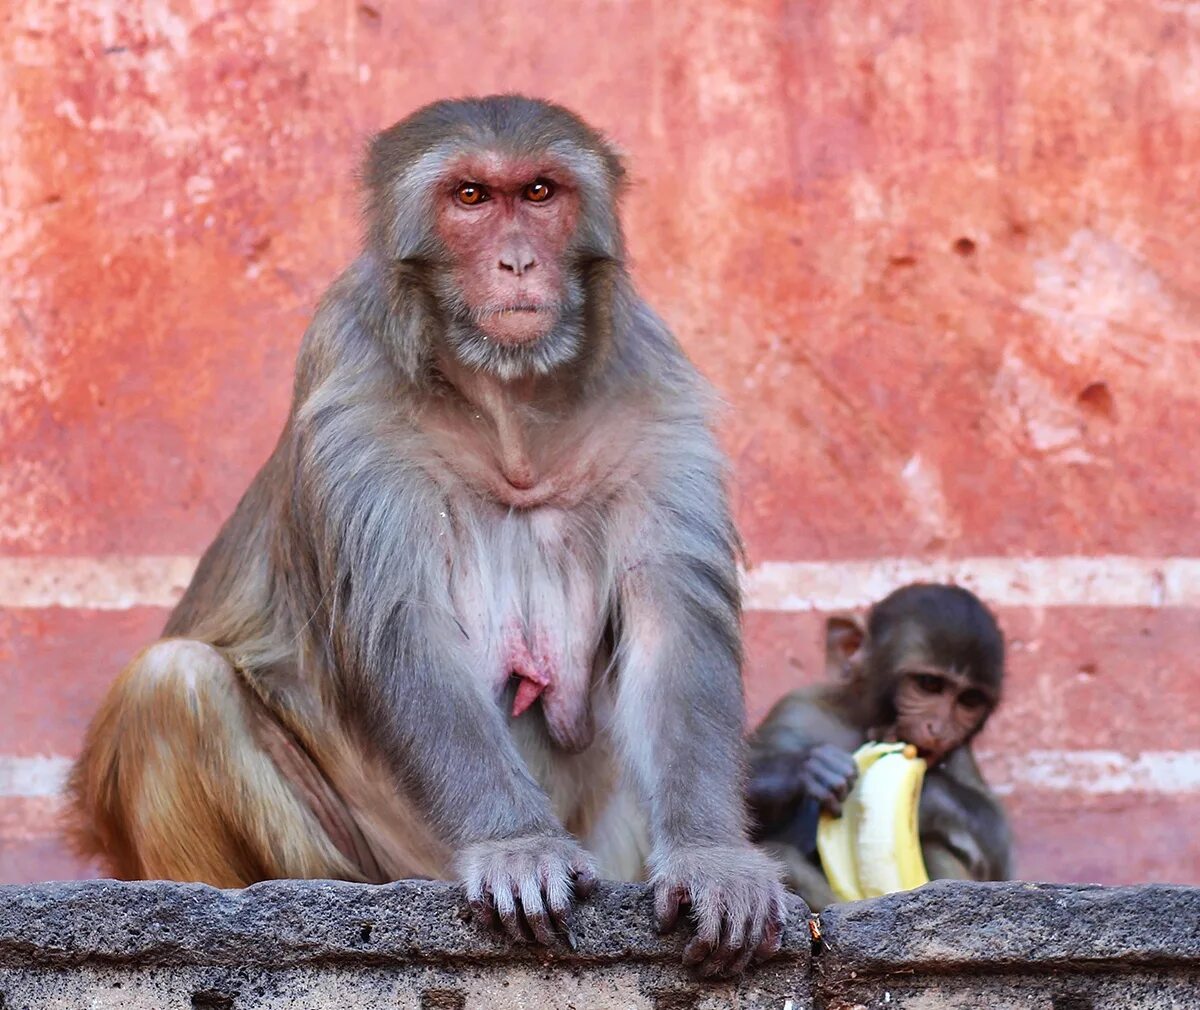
{"left": 815, "top": 741, "right": 930, "bottom": 902}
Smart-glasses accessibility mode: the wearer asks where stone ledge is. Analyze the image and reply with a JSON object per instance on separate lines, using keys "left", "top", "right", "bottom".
{"left": 815, "top": 880, "right": 1200, "bottom": 1010}
{"left": 0, "top": 879, "right": 811, "bottom": 1008}
{"left": 2, "top": 879, "right": 1199, "bottom": 1009}
{"left": 817, "top": 879, "right": 1200, "bottom": 971}
{"left": 1, "top": 878, "right": 805, "bottom": 966}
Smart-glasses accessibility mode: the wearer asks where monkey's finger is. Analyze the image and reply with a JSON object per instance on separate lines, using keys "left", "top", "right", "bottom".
{"left": 654, "top": 883, "right": 685, "bottom": 931}
{"left": 466, "top": 881, "right": 499, "bottom": 930}
{"left": 682, "top": 896, "right": 723, "bottom": 968}
{"left": 727, "top": 944, "right": 757, "bottom": 977}
{"left": 571, "top": 858, "right": 598, "bottom": 899}
{"left": 756, "top": 889, "right": 788, "bottom": 962}
{"left": 802, "top": 774, "right": 839, "bottom": 803}
{"left": 813, "top": 762, "right": 858, "bottom": 795}
{"left": 829, "top": 777, "right": 855, "bottom": 801}
{"left": 753, "top": 902, "right": 785, "bottom": 962}
{"left": 463, "top": 872, "right": 485, "bottom": 908}
{"left": 823, "top": 749, "right": 859, "bottom": 775}
{"left": 810, "top": 763, "right": 854, "bottom": 796}
{"left": 699, "top": 913, "right": 746, "bottom": 978}
{"left": 545, "top": 869, "right": 574, "bottom": 935}
{"left": 728, "top": 914, "right": 763, "bottom": 977}
{"left": 698, "top": 954, "right": 733, "bottom": 979}
{"left": 518, "top": 874, "right": 556, "bottom": 947}
{"left": 493, "top": 885, "right": 531, "bottom": 945}
{"left": 716, "top": 936, "right": 758, "bottom": 978}
{"left": 682, "top": 931, "right": 718, "bottom": 969}
{"left": 820, "top": 796, "right": 844, "bottom": 817}
{"left": 755, "top": 921, "right": 782, "bottom": 963}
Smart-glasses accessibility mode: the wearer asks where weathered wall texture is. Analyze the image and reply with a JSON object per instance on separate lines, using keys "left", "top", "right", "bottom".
{"left": 0, "top": 880, "right": 814, "bottom": 1010}
{"left": 2, "top": 880, "right": 1198, "bottom": 1009}
{"left": 1, "top": 2, "right": 1199, "bottom": 884}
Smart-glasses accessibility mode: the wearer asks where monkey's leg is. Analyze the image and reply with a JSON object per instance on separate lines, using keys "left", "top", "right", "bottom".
{"left": 68, "top": 639, "right": 369, "bottom": 887}
{"left": 759, "top": 841, "right": 837, "bottom": 911}
{"left": 922, "top": 843, "right": 974, "bottom": 881}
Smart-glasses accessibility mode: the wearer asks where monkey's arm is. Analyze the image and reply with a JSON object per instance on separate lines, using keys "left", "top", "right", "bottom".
{"left": 750, "top": 689, "right": 861, "bottom": 755}
{"left": 919, "top": 749, "right": 1013, "bottom": 881}
{"left": 611, "top": 440, "right": 785, "bottom": 977}
{"left": 293, "top": 370, "right": 594, "bottom": 940}
{"left": 746, "top": 692, "right": 862, "bottom": 836}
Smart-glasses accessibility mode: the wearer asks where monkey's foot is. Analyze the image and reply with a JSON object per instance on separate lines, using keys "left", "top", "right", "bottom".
{"left": 650, "top": 843, "right": 787, "bottom": 977}
{"left": 460, "top": 834, "right": 598, "bottom": 947}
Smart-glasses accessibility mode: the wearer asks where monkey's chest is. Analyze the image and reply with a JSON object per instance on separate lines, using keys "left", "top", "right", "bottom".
{"left": 447, "top": 506, "right": 609, "bottom": 753}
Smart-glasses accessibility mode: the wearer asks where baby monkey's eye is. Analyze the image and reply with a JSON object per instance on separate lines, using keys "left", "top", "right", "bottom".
{"left": 523, "top": 179, "right": 555, "bottom": 203}
{"left": 958, "top": 688, "right": 989, "bottom": 710}
{"left": 912, "top": 673, "right": 946, "bottom": 694}
{"left": 456, "top": 183, "right": 490, "bottom": 206}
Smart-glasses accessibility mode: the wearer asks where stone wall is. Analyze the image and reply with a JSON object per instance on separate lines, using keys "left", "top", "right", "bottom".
{"left": 1, "top": 880, "right": 1197, "bottom": 1009}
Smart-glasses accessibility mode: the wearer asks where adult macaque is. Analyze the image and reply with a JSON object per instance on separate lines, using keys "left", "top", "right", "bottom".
{"left": 68, "top": 96, "right": 784, "bottom": 977}
{"left": 747, "top": 583, "right": 1011, "bottom": 908}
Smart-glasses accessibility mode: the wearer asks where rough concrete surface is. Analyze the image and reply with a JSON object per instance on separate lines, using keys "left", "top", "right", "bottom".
{"left": 2, "top": 880, "right": 1199, "bottom": 1009}
{"left": 815, "top": 880, "right": 1200, "bottom": 1010}
{"left": 0, "top": 879, "right": 812, "bottom": 1008}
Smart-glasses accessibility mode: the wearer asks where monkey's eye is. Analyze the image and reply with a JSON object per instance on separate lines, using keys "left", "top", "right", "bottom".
{"left": 958, "top": 688, "right": 989, "bottom": 710}
{"left": 912, "top": 673, "right": 945, "bottom": 694}
{"left": 455, "top": 183, "right": 490, "bottom": 206}
{"left": 523, "top": 179, "right": 555, "bottom": 203}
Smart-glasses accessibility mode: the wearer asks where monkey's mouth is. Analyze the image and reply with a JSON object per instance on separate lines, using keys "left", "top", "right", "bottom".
{"left": 477, "top": 303, "right": 558, "bottom": 345}
{"left": 914, "top": 745, "right": 945, "bottom": 766}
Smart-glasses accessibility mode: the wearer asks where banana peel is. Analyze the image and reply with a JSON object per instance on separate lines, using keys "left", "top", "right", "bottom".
{"left": 815, "top": 741, "right": 930, "bottom": 902}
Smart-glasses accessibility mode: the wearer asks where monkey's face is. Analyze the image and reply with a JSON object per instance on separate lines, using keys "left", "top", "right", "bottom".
{"left": 435, "top": 152, "right": 583, "bottom": 352}
{"left": 888, "top": 667, "right": 995, "bottom": 765}
{"left": 863, "top": 583, "right": 1005, "bottom": 765}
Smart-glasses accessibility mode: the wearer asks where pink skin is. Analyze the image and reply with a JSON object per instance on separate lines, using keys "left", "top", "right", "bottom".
{"left": 502, "top": 619, "right": 593, "bottom": 753}
{"left": 506, "top": 628, "right": 552, "bottom": 717}
{"left": 435, "top": 152, "right": 580, "bottom": 346}
{"left": 504, "top": 620, "right": 597, "bottom": 754}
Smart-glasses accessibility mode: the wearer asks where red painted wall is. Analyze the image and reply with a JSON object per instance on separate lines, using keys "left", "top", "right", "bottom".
{"left": 2, "top": 1, "right": 1198, "bottom": 885}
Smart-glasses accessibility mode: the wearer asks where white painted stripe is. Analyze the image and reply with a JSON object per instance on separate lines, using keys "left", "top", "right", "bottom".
{"left": 0, "top": 555, "right": 1199, "bottom": 611}
{"left": 4, "top": 752, "right": 1200, "bottom": 801}
{"left": 742, "top": 557, "right": 1200, "bottom": 611}
{"left": 978, "top": 750, "right": 1200, "bottom": 798}
{"left": 0, "top": 756, "right": 72, "bottom": 799}
{"left": 0, "top": 556, "right": 196, "bottom": 610}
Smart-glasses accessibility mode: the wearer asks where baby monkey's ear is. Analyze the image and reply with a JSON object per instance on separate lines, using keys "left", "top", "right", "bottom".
{"left": 824, "top": 614, "right": 866, "bottom": 680}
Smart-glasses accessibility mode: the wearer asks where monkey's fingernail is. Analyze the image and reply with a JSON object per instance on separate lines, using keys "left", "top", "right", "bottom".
{"left": 565, "top": 928, "right": 578, "bottom": 951}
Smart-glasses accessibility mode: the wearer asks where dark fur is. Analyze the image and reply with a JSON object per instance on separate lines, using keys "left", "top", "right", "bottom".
{"left": 746, "top": 583, "right": 1012, "bottom": 908}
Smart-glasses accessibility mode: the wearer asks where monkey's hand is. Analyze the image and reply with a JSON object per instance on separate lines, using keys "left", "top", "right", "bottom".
{"left": 459, "top": 834, "right": 598, "bottom": 948}
{"left": 650, "top": 843, "right": 787, "bottom": 978}
{"left": 799, "top": 743, "right": 859, "bottom": 816}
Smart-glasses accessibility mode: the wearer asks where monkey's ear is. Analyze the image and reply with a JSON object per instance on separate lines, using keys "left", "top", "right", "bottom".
{"left": 824, "top": 615, "right": 866, "bottom": 680}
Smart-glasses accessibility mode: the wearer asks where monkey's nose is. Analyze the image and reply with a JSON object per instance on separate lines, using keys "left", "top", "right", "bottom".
{"left": 498, "top": 252, "right": 536, "bottom": 275}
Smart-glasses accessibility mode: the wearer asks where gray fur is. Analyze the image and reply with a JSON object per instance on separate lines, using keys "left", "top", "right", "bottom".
{"left": 84, "top": 95, "right": 783, "bottom": 977}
